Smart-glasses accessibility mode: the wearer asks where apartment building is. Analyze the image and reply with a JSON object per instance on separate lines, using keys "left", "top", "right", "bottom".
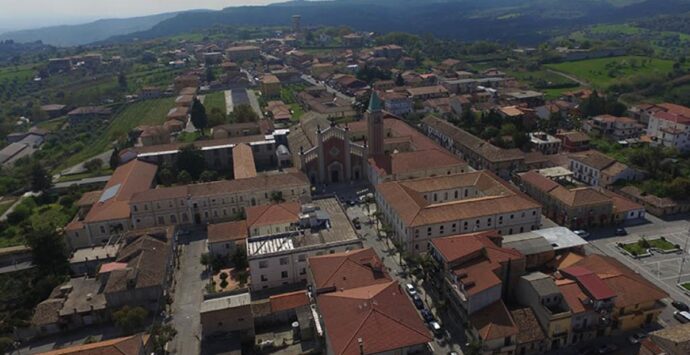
{"left": 569, "top": 150, "right": 640, "bottom": 187}
{"left": 129, "top": 172, "right": 309, "bottom": 229}
{"left": 645, "top": 103, "right": 690, "bottom": 152}
{"left": 375, "top": 171, "right": 542, "bottom": 254}
{"left": 529, "top": 132, "right": 562, "bottom": 155}
{"left": 246, "top": 198, "right": 361, "bottom": 290}
{"left": 429, "top": 231, "right": 524, "bottom": 355}
{"left": 583, "top": 115, "right": 644, "bottom": 140}
{"left": 421, "top": 115, "right": 525, "bottom": 179}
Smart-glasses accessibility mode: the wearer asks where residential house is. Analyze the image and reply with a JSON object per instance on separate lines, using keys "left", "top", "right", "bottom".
{"left": 510, "top": 307, "right": 548, "bottom": 355}
{"left": 225, "top": 45, "right": 260, "bottom": 62}
{"left": 210, "top": 122, "right": 262, "bottom": 139}
{"left": 37, "top": 334, "right": 152, "bottom": 354}
{"left": 529, "top": 132, "right": 562, "bottom": 155}
{"left": 407, "top": 85, "right": 449, "bottom": 101}
{"left": 618, "top": 185, "right": 690, "bottom": 217}
{"left": 583, "top": 115, "right": 644, "bottom": 140}
{"left": 644, "top": 103, "right": 690, "bottom": 152}
{"left": 261, "top": 74, "right": 281, "bottom": 99}
{"left": 557, "top": 131, "right": 590, "bottom": 152}
{"left": 648, "top": 323, "right": 690, "bottom": 355}
{"left": 569, "top": 150, "right": 641, "bottom": 187}
{"left": 379, "top": 90, "right": 412, "bottom": 116}
{"left": 375, "top": 171, "right": 542, "bottom": 254}
{"left": 200, "top": 293, "right": 254, "bottom": 340}
{"left": 207, "top": 221, "right": 247, "bottom": 257}
{"left": 307, "top": 248, "right": 432, "bottom": 355}
{"left": 247, "top": 198, "right": 361, "bottom": 290}
{"left": 67, "top": 106, "right": 112, "bottom": 123}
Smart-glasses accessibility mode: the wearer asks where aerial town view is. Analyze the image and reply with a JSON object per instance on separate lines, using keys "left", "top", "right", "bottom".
{"left": 2, "top": 0, "right": 690, "bottom": 354}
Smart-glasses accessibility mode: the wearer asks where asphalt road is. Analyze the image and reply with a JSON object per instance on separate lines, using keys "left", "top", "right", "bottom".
{"left": 169, "top": 231, "right": 207, "bottom": 355}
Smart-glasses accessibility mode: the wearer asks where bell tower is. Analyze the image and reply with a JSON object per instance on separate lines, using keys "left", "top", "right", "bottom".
{"left": 367, "top": 91, "right": 384, "bottom": 157}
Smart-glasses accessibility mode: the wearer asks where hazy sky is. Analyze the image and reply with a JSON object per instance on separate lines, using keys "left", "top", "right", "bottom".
{"left": 0, "top": 0, "right": 282, "bottom": 30}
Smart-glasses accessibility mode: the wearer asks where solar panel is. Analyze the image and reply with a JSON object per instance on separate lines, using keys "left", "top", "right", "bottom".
{"left": 98, "top": 183, "right": 122, "bottom": 203}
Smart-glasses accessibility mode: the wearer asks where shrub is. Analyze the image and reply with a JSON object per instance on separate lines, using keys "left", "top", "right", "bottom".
{"left": 660, "top": 236, "right": 667, "bottom": 241}
{"left": 219, "top": 272, "right": 228, "bottom": 280}
{"left": 676, "top": 244, "right": 681, "bottom": 249}
{"left": 220, "top": 280, "right": 228, "bottom": 289}
{"left": 631, "top": 250, "right": 638, "bottom": 256}
{"left": 639, "top": 238, "right": 651, "bottom": 249}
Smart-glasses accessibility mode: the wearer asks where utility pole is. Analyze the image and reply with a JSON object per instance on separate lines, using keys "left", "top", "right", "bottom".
{"left": 677, "top": 226, "right": 690, "bottom": 284}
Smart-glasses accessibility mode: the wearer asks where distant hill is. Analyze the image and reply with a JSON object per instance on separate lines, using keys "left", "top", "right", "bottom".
{"left": 104, "top": 0, "right": 690, "bottom": 44}
{"left": 0, "top": 12, "right": 181, "bottom": 47}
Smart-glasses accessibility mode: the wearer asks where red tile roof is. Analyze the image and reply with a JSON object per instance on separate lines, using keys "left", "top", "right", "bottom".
{"left": 470, "top": 301, "right": 518, "bottom": 341}
{"left": 232, "top": 143, "right": 257, "bottom": 179}
{"left": 561, "top": 266, "right": 616, "bottom": 300}
{"left": 207, "top": 221, "right": 248, "bottom": 244}
{"left": 245, "top": 202, "right": 300, "bottom": 229}
{"left": 308, "top": 248, "right": 391, "bottom": 291}
{"left": 38, "top": 334, "right": 150, "bottom": 354}
{"left": 83, "top": 160, "right": 157, "bottom": 223}
{"left": 270, "top": 290, "right": 309, "bottom": 313}
{"left": 318, "top": 281, "right": 432, "bottom": 355}
{"left": 368, "top": 149, "right": 465, "bottom": 176}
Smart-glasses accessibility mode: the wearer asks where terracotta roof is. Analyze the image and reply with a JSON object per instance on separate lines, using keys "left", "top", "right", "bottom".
{"left": 510, "top": 307, "right": 546, "bottom": 344}
{"left": 569, "top": 150, "right": 615, "bottom": 170}
{"left": 130, "top": 171, "right": 309, "bottom": 203}
{"left": 561, "top": 266, "right": 616, "bottom": 300}
{"left": 308, "top": 248, "right": 391, "bottom": 291}
{"left": 317, "top": 281, "right": 432, "bottom": 355}
{"left": 269, "top": 290, "right": 309, "bottom": 313}
{"left": 407, "top": 85, "right": 448, "bottom": 97}
{"left": 82, "top": 160, "right": 157, "bottom": 223}
{"left": 650, "top": 323, "right": 690, "bottom": 351}
{"left": 207, "top": 221, "right": 248, "bottom": 244}
{"left": 549, "top": 186, "right": 611, "bottom": 208}
{"left": 470, "top": 301, "right": 518, "bottom": 341}
{"left": 430, "top": 231, "right": 500, "bottom": 264}
{"left": 245, "top": 202, "right": 300, "bottom": 229}
{"left": 600, "top": 189, "right": 644, "bottom": 214}
{"left": 375, "top": 171, "right": 540, "bottom": 227}
{"left": 369, "top": 149, "right": 465, "bottom": 176}
{"left": 68, "top": 106, "right": 112, "bottom": 116}
{"left": 558, "top": 131, "right": 590, "bottom": 143}
{"left": 557, "top": 280, "right": 590, "bottom": 314}
{"left": 232, "top": 143, "right": 257, "bottom": 179}
{"left": 133, "top": 135, "right": 266, "bottom": 155}
{"left": 519, "top": 171, "right": 559, "bottom": 193}
{"left": 261, "top": 74, "right": 280, "bottom": 84}
{"left": 37, "top": 334, "right": 150, "bottom": 355}
{"left": 566, "top": 254, "right": 668, "bottom": 308}
{"left": 76, "top": 190, "right": 102, "bottom": 207}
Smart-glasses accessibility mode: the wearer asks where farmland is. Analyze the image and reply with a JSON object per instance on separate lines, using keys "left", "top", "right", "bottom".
{"left": 545, "top": 56, "right": 676, "bottom": 89}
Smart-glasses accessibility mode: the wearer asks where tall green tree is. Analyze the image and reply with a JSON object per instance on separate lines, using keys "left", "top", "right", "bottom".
{"left": 229, "top": 104, "right": 258, "bottom": 123}
{"left": 110, "top": 146, "right": 120, "bottom": 170}
{"left": 30, "top": 162, "right": 52, "bottom": 192}
{"left": 190, "top": 98, "right": 208, "bottom": 134}
{"left": 113, "top": 306, "right": 148, "bottom": 335}
{"left": 175, "top": 145, "right": 205, "bottom": 180}
{"left": 25, "top": 223, "right": 69, "bottom": 275}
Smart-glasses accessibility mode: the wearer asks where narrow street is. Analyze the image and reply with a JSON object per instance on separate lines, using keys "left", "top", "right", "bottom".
{"left": 337, "top": 187, "right": 466, "bottom": 355}
{"left": 169, "top": 231, "right": 207, "bottom": 355}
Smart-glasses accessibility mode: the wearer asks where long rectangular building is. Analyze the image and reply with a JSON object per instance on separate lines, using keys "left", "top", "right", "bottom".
{"left": 129, "top": 171, "right": 310, "bottom": 229}
{"left": 375, "top": 170, "right": 542, "bottom": 254}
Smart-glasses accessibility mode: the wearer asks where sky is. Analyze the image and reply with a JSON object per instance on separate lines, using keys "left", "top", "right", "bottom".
{"left": 0, "top": 0, "right": 283, "bottom": 31}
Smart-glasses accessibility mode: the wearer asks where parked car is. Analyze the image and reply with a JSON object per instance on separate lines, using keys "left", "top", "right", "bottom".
{"left": 674, "top": 310, "right": 690, "bottom": 323}
{"left": 615, "top": 228, "right": 628, "bottom": 236}
{"left": 405, "top": 283, "right": 417, "bottom": 296}
{"left": 421, "top": 309, "right": 435, "bottom": 323}
{"left": 597, "top": 344, "right": 618, "bottom": 354}
{"left": 573, "top": 230, "right": 590, "bottom": 239}
{"left": 412, "top": 294, "right": 424, "bottom": 309}
{"left": 672, "top": 300, "right": 689, "bottom": 312}
{"left": 430, "top": 321, "right": 442, "bottom": 338}
{"left": 628, "top": 332, "right": 647, "bottom": 344}
{"left": 347, "top": 199, "right": 357, "bottom": 207}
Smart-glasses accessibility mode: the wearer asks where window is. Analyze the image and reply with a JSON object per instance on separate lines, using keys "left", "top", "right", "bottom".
{"left": 454, "top": 190, "right": 458, "bottom": 198}
{"left": 158, "top": 216, "right": 165, "bottom": 225}
{"left": 281, "top": 271, "right": 288, "bottom": 278}
{"left": 487, "top": 218, "right": 492, "bottom": 226}
{"left": 261, "top": 275, "right": 267, "bottom": 281}
{"left": 300, "top": 268, "right": 306, "bottom": 275}
{"left": 298, "top": 254, "right": 306, "bottom": 262}
{"left": 182, "top": 214, "right": 188, "bottom": 222}
{"left": 279, "top": 257, "right": 289, "bottom": 265}
{"left": 427, "top": 227, "right": 432, "bottom": 236}
{"left": 133, "top": 205, "right": 138, "bottom": 212}
{"left": 100, "top": 226, "right": 106, "bottom": 234}
{"left": 464, "top": 189, "right": 468, "bottom": 197}
{"left": 433, "top": 193, "right": 438, "bottom": 202}
{"left": 170, "top": 215, "right": 177, "bottom": 223}
{"left": 259, "top": 260, "right": 268, "bottom": 268}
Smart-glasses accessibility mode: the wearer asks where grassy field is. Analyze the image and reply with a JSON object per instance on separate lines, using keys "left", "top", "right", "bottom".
{"left": 204, "top": 91, "right": 227, "bottom": 114}
{"left": 58, "top": 97, "right": 174, "bottom": 169}
{"left": 508, "top": 70, "right": 580, "bottom": 99}
{"left": 621, "top": 241, "right": 647, "bottom": 255}
{"left": 0, "top": 64, "right": 34, "bottom": 82}
{"left": 57, "top": 168, "right": 113, "bottom": 182}
{"left": 648, "top": 238, "right": 678, "bottom": 250}
{"left": 682, "top": 283, "right": 690, "bottom": 291}
{"left": 35, "top": 117, "right": 66, "bottom": 132}
{"left": 289, "top": 104, "right": 304, "bottom": 122}
{"left": 545, "top": 56, "right": 676, "bottom": 89}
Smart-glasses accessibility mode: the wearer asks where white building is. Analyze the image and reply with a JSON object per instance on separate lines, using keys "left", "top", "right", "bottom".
{"left": 569, "top": 151, "right": 640, "bottom": 187}
{"left": 247, "top": 198, "right": 362, "bottom": 290}
{"left": 645, "top": 103, "right": 690, "bottom": 152}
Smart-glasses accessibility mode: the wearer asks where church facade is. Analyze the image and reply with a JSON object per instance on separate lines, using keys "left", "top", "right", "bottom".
{"left": 298, "top": 92, "right": 385, "bottom": 185}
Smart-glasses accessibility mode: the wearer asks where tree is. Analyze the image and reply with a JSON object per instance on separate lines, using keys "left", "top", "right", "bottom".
{"left": 199, "top": 170, "right": 218, "bottom": 182}
{"left": 190, "top": 98, "right": 208, "bottom": 134}
{"left": 30, "top": 162, "right": 52, "bottom": 192}
{"left": 113, "top": 306, "right": 148, "bottom": 334}
{"left": 208, "top": 107, "right": 227, "bottom": 127}
{"left": 158, "top": 167, "right": 175, "bottom": 186}
{"left": 25, "top": 223, "right": 69, "bottom": 275}
{"left": 177, "top": 170, "right": 193, "bottom": 184}
{"left": 231, "top": 247, "right": 248, "bottom": 270}
{"left": 109, "top": 146, "right": 120, "bottom": 170}
{"left": 229, "top": 104, "right": 258, "bottom": 123}
{"left": 270, "top": 191, "right": 285, "bottom": 203}
{"left": 150, "top": 324, "right": 177, "bottom": 354}
{"left": 206, "top": 66, "right": 216, "bottom": 83}
{"left": 117, "top": 72, "right": 127, "bottom": 90}
{"left": 84, "top": 158, "right": 103, "bottom": 173}
{"left": 176, "top": 144, "right": 205, "bottom": 179}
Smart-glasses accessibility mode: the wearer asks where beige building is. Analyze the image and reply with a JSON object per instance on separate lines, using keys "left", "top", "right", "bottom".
{"left": 129, "top": 171, "right": 310, "bottom": 229}
{"left": 225, "top": 45, "right": 260, "bottom": 62}
{"left": 207, "top": 221, "right": 247, "bottom": 257}
{"left": 246, "top": 202, "right": 300, "bottom": 237}
{"left": 200, "top": 293, "right": 254, "bottom": 339}
{"left": 376, "top": 171, "right": 542, "bottom": 254}
{"left": 422, "top": 115, "right": 525, "bottom": 179}
{"left": 261, "top": 74, "right": 281, "bottom": 99}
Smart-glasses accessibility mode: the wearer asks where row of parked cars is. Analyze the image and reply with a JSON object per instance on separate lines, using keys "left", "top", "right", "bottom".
{"left": 404, "top": 283, "right": 443, "bottom": 338}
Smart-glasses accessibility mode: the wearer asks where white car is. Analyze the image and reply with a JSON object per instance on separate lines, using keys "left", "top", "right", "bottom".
{"left": 405, "top": 283, "right": 417, "bottom": 296}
